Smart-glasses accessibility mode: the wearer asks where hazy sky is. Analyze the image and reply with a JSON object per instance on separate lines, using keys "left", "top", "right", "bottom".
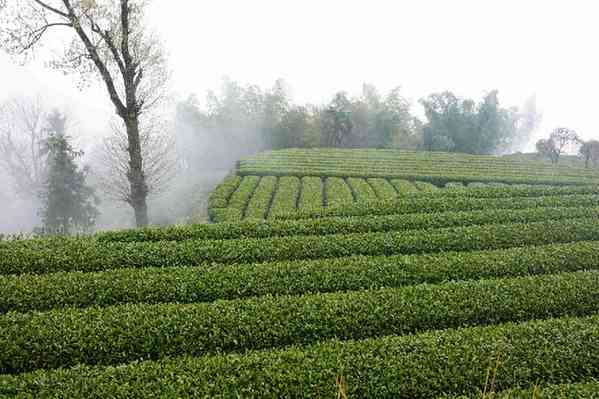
{"left": 2, "top": 0, "right": 599, "bottom": 146}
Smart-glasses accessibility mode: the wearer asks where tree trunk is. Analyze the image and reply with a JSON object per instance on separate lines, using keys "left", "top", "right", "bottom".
{"left": 125, "top": 114, "right": 149, "bottom": 227}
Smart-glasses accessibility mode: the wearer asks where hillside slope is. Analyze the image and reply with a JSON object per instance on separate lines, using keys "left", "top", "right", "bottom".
{"left": 209, "top": 148, "right": 599, "bottom": 222}
{"left": 1, "top": 148, "right": 599, "bottom": 398}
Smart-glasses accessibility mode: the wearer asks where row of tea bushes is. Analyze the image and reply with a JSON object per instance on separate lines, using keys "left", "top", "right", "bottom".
{"left": 2, "top": 271, "right": 599, "bottom": 374}
{"left": 5, "top": 218, "right": 599, "bottom": 275}
{"left": 3, "top": 314, "right": 599, "bottom": 397}
{"left": 98, "top": 205, "right": 599, "bottom": 243}
{"left": 244, "top": 176, "right": 277, "bottom": 219}
{"left": 268, "top": 176, "right": 300, "bottom": 217}
{"left": 3, "top": 241, "right": 599, "bottom": 313}
{"left": 272, "top": 193, "right": 599, "bottom": 220}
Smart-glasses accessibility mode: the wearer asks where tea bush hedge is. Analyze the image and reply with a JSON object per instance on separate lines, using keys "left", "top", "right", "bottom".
{"left": 3, "top": 315, "right": 599, "bottom": 398}
{"left": 2, "top": 271, "right": 598, "bottom": 374}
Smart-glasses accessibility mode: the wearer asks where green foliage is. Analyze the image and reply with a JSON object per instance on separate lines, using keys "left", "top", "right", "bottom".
{"left": 208, "top": 175, "right": 241, "bottom": 209}
{"left": 346, "top": 177, "right": 378, "bottom": 201}
{"left": 207, "top": 175, "right": 241, "bottom": 221}
{"left": 38, "top": 124, "right": 98, "bottom": 235}
{"left": 3, "top": 315, "right": 599, "bottom": 398}
{"left": 297, "top": 176, "right": 323, "bottom": 210}
{"left": 420, "top": 91, "right": 525, "bottom": 154}
{"left": 239, "top": 149, "right": 599, "bottom": 186}
{"left": 244, "top": 176, "right": 276, "bottom": 219}
{"left": 482, "top": 381, "right": 599, "bottom": 398}
{"left": 2, "top": 241, "right": 599, "bottom": 314}
{"left": 5, "top": 217, "right": 599, "bottom": 275}
{"left": 99, "top": 205, "right": 599, "bottom": 243}
{"left": 1, "top": 271, "right": 598, "bottom": 374}
{"left": 269, "top": 176, "right": 300, "bottom": 217}
{"left": 390, "top": 178, "right": 419, "bottom": 193}
{"left": 413, "top": 180, "right": 439, "bottom": 191}
{"left": 366, "top": 178, "right": 396, "bottom": 199}
{"left": 272, "top": 192, "right": 599, "bottom": 220}
{"left": 324, "top": 177, "right": 354, "bottom": 207}
{"left": 227, "top": 175, "right": 260, "bottom": 211}
{"left": 6, "top": 147, "right": 599, "bottom": 396}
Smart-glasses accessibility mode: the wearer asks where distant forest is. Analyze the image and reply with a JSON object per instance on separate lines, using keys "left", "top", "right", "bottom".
{"left": 175, "top": 79, "right": 542, "bottom": 171}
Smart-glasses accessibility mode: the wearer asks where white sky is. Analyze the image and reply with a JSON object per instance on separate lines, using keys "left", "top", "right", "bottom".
{"left": 2, "top": 0, "right": 599, "bottom": 147}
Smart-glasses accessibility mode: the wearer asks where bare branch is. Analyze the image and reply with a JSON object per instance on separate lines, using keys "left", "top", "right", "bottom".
{"left": 32, "top": 0, "right": 68, "bottom": 18}
{"left": 59, "top": 0, "right": 127, "bottom": 117}
{"left": 21, "top": 22, "right": 73, "bottom": 51}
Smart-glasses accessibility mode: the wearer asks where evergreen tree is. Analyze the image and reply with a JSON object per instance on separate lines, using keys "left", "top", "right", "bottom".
{"left": 38, "top": 111, "right": 98, "bottom": 235}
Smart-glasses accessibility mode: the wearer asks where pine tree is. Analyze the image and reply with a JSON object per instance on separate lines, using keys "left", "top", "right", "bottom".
{"left": 38, "top": 111, "right": 99, "bottom": 235}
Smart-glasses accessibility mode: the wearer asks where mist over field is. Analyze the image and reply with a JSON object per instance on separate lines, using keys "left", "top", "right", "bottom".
{"left": 0, "top": 1, "right": 597, "bottom": 234}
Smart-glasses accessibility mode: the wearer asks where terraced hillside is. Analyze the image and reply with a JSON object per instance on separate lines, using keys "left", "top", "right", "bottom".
{"left": 1, "top": 149, "right": 599, "bottom": 398}
{"left": 209, "top": 149, "right": 599, "bottom": 222}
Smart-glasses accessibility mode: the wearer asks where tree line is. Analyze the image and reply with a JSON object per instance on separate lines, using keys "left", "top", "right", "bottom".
{"left": 175, "top": 79, "right": 541, "bottom": 173}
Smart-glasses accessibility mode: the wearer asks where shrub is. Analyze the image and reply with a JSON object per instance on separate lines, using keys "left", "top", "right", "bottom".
{"left": 3, "top": 314, "right": 599, "bottom": 398}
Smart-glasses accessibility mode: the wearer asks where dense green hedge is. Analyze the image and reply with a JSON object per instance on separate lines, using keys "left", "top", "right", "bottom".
{"left": 96, "top": 205, "right": 599, "bottom": 243}
{"left": 227, "top": 175, "right": 260, "bottom": 210}
{"left": 2, "top": 271, "right": 599, "bottom": 374}
{"left": 346, "top": 177, "right": 378, "bottom": 201}
{"left": 3, "top": 314, "right": 599, "bottom": 398}
{"left": 207, "top": 175, "right": 241, "bottom": 209}
{"left": 483, "top": 381, "right": 599, "bottom": 398}
{"left": 244, "top": 176, "right": 277, "bottom": 219}
{"left": 272, "top": 193, "right": 599, "bottom": 220}
{"left": 324, "top": 177, "right": 353, "bottom": 207}
{"left": 367, "top": 178, "right": 397, "bottom": 199}
{"left": 390, "top": 178, "right": 419, "bottom": 193}
{"left": 414, "top": 180, "right": 439, "bottom": 191}
{"left": 3, "top": 241, "right": 599, "bottom": 313}
{"left": 238, "top": 149, "right": 599, "bottom": 185}
{"left": 297, "top": 176, "right": 322, "bottom": 211}
{"left": 269, "top": 176, "right": 300, "bottom": 216}
{"left": 209, "top": 181, "right": 599, "bottom": 222}
{"left": 4, "top": 218, "right": 599, "bottom": 275}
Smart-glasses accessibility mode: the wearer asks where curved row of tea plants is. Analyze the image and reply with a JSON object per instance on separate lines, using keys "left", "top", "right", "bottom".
{"left": 97, "top": 205, "right": 599, "bottom": 242}
{"left": 210, "top": 180, "right": 599, "bottom": 222}
{"left": 3, "top": 314, "right": 599, "bottom": 398}
{"left": 2, "top": 241, "right": 599, "bottom": 313}
{"left": 5, "top": 218, "right": 599, "bottom": 275}
{"left": 272, "top": 192, "right": 599, "bottom": 220}
{"left": 239, "top": 149, "right": 599, "bottom": 185}
{"left": 2, "top": 271, "right": 598, "bottom": 374}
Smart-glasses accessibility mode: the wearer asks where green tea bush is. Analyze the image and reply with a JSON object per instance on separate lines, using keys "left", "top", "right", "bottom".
{"left": 366, "top": 177, "right": 397, "bottom": 199}
{"left": 297, "top": 176, "right": 323, "bottom": 211}
{"left": 3, "top": 315, "right": 599, "bottom": 398}
{"left": 97, "top": 205, "right": 599, "bottom": 243}
{"left": 346, "top": 177, "right": 378, "bottom": 201}
{"left": 2, "top": 272, "right": 599, "bottom": 374}
{"left": 4, "top": 218, "right": 599, "bottom": 275}
{"left": 244, "top": 176, "right": 277, "bottom": 219}
{"left": 272, "top": 193, "right": 599, "bottom": 220}
{"left": 325, "top": 177, "right": 354, "bottom": 207}
{"left": 2, "top": 241, "right": 599, "bottom": 313}
{"left": 269, "top": 176, "right": 300, "bottom": 216}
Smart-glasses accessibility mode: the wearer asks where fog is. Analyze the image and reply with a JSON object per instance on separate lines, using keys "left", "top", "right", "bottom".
{"left": 1, "top": 1, "right": 598, "bottom": 234}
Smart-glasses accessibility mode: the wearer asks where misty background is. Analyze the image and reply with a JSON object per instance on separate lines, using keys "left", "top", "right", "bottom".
{"left": 1, "top": 0, "right": 598, "bottom": 234}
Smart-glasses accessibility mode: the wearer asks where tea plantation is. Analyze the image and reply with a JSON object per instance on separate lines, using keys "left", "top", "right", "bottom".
{"left": 1, "top": 149, "right": 599, "bottom": 398}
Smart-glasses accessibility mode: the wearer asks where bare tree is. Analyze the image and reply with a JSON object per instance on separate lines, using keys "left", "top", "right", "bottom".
{"left": 1, "top": 0, "right": 169, "bottom": 226}
{"left": 0, "top": 95, "right": 51, "bottom": 196}
{"left": 548, "top": 127, "right": 580, "bottom": 164}
{"left": 94, "top": 114, "right": 176, "bottom": 206}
